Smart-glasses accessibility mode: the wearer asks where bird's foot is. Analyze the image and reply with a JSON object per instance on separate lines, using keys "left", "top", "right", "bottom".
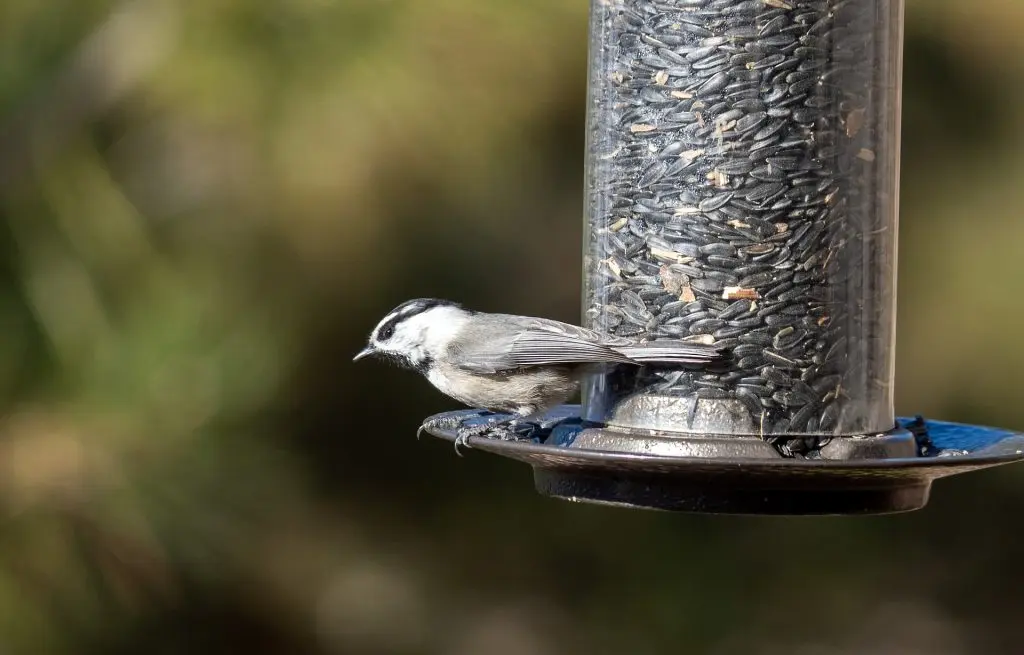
{"left": 416, "top": 414, "right": 463, "bottom": 441}
{"left": 497, "top": 413, "right": 574, "bottom": 443}
{"left": 490, "top": 419, "right": 534, "bottom": 442}
{"left": 452, "top": 415, "right": 514, "bottom": 455}
{"left": 417, "top": 410, "right": 500, "bottom": 441}
{"left": 489, "top": 416, "right": 577, "bottom": 443}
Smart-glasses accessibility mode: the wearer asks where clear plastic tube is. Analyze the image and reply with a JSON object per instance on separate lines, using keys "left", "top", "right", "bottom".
{"left": 581, "top": 0, "right": 904, "bottom": 440}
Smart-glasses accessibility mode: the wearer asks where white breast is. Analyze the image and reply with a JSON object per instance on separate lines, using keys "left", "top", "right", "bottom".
{"left": 426, "top": 366, "right": 464, "bottom": 402}
{"left": 424, "top": 360, "right": 579, "bottom": 416}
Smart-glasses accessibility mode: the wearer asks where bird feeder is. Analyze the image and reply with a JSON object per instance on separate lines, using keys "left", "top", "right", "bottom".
{"left": 419, "top": 0, "right": 1024, "bottom": 514}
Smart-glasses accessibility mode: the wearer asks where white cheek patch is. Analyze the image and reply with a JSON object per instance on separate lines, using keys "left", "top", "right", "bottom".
{"left": 415, "top": 307, "right": 467, "bottom": 353}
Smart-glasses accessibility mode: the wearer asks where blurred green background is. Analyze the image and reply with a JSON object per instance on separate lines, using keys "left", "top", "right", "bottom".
{"left": 1, "top": 0, "right": 1023, "bottom": 653}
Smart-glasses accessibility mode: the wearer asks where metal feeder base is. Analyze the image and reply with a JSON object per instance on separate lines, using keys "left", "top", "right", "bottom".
{"left": 418, "top": 405, "right": 1024, "bottom": 516}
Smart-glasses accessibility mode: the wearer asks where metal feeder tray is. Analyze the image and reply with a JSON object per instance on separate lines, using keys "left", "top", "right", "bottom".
{"left": 419, "top": 406, "right": 1024, "bottom": 515}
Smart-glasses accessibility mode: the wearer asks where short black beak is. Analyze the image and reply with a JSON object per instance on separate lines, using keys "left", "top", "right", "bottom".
{"left": 352, "top": 346, "right": 375, "bottom": 362}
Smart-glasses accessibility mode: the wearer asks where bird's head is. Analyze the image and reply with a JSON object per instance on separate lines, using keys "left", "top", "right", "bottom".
{"left": 353, "top": 298, "right": 471, "bottom": 372}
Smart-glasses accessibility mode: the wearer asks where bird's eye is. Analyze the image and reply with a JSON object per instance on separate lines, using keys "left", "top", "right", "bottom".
{"left": 379, "top": 324, "right": 395, "bottom": 341}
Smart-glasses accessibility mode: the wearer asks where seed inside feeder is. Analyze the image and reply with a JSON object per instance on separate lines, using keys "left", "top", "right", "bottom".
{"left": 581, "top": 0, "right": 901, "bottom": 451}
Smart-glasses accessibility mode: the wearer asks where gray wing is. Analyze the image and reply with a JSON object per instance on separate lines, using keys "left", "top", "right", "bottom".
{"left": 447, "top": 314, "right": 637, "bottom": 374}
{"left": 501, "top": 316, "right": 724, "bottom": 361}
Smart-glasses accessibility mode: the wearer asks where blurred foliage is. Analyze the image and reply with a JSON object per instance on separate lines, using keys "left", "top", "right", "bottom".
{"left": 0, "top": 0, "right": 1023, "bottom": 653}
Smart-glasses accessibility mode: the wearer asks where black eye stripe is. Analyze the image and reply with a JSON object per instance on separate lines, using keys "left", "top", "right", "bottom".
{"left": 374, "top": 315, "right": 402, "bottom": 342}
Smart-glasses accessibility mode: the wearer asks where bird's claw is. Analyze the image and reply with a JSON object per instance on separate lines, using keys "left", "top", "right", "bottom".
{"left": 417, "top": 414, "right": 462, "bottom": 440}
{"left": 453, "top": 430, "right": 472, "bottom": 456}
{"left": 420, "top": 412, "right": 542, "bottom": 455}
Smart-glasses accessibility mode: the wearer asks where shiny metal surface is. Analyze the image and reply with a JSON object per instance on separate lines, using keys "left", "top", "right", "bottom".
{"left": 586, "top": 392, "right": 758, "bottom": 435}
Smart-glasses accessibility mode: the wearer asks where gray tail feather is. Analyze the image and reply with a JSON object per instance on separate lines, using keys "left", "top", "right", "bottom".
{"left": 615, "top": 341, "right": 727, "bottom": 364}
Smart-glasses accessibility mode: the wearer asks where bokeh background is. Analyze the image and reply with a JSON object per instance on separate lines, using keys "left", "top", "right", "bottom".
{"left": 1, "top": 0, "right": 1023, "bottom": 653}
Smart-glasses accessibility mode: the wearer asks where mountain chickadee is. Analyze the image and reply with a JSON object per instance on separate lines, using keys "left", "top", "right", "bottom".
{"left": 353, "top": 298, "right": 727, "bottom": 452}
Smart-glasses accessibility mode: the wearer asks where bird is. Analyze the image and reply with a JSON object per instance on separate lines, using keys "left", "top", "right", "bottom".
{"left": 353, "top": 298, "right": 727, "bottom": 453}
